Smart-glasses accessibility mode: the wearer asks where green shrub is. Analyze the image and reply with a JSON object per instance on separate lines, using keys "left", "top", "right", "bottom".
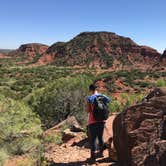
{"left": 24, "top": 74, "right": 94, "bottom": 128}
{"left": 156, "top": 78, "right": 166, "bottom": 87}
{"left": 0, "top": 95, "right": 42, "bottom": 157}
{"left": 15, "top": 156, "right": 37, "bottom": 166}
{"left": 0, "top": 149, "right": 9, "bottom": 166}
{"left": 110, "top": 99, "right": 123, "bottom": 112}
{"left": 43, "top": 132, "right": 63, "bottom": 145}
{"left": 121, "top": 93, "right": 145, "bottom": 108}
{"left": 44, "top": 135, "right": 57, "bottom": 144}
{"left": 9, "top": 138, "right": 41, "bottom": 155}
{"left": 54, "top": 133, "right": 63, "bottom": 145}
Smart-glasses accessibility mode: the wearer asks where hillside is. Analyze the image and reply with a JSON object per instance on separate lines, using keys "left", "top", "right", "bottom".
{"left": 0, "top": 53, "right": 7, "bottom": 58}
{"left": 1, "top": 32, "right": 164, "bottom": 69}
{"left": 161, "top": 49, "right": 166, "bottom": 62}
{"left": 37, "top": 32, "right": 161, "bottom": 68}
{"left": 8, "top": 43, "right": 49, "bottom": 63}
{"left": 0, "top": 49, "right": 12, "bottom": 58}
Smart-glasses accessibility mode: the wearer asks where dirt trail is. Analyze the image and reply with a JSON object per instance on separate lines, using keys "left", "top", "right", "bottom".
{"left": 45, "top": 144, "right": 116, "bottom": 166}
{"left": 45, "top": 114, "right": 117, "bottom": 166}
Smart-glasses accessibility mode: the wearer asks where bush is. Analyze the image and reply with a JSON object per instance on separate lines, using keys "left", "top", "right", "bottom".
{"left": 0, "top": 95, "right": 42, "bottom": 157}
{"left": 110, "top": 99, "right": 123, "bottom": 112}
{"left": 9, "top": 138, "right": 41, "bottom": 155}
{"left": 0, "top": 149, "right": 9, "bottom": 166}
{"left": 121, "top": 93, "right": 145, "bottom": 108}
{"left": 24, "top": 74, "right": 94, "bottom": 128}
{"left": 156, "top": 78, "right": 166, "bottom": 87}
{"left": 16, "top": 158, "right": 35, "bottom": 166}
{"left": 44, "top": 133, "right": 63, "bottom": 145}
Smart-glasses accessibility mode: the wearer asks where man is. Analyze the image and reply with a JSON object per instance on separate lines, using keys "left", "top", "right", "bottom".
{"left": 85, "top": 84, "right": 110, "bottom": 162}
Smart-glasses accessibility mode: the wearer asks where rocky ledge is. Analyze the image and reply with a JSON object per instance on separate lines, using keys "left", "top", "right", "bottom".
{"left": 113, "top": 88, "right": 166, "bottom": 166}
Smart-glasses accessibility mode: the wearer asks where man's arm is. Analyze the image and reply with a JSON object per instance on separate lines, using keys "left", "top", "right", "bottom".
{"left": 84, "top": 100, "right": 90, "bottom": 113}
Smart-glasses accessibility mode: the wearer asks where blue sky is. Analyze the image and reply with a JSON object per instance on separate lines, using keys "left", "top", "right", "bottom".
{"left": 0, "top": 0, "right": 165, "bottom": 53}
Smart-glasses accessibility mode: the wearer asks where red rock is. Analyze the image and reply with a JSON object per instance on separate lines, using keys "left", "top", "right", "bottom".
{"left": 160, "top": 49, "right": 166, "bottom": 63}
{"left": 9, "top": 43, "right": 49, "bottom": 59}
{"left": 161, "top": 49, "right": 166, "bottom": 58}
{"left": 0, "top": 53, "right": 7, "bottom": 58}
{"left": 113, "top": 88, "right": 166, "bottom": 166}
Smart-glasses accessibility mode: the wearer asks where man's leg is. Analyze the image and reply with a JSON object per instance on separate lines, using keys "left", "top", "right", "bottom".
{"left": 88, "top": 123, "right": 97, "bottom": 160}
{"left": 97, "top": 122, "right": 105, "bottom": 156}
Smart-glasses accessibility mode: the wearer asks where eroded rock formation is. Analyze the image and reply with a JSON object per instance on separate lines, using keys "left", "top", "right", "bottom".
{"left": 160, "top": 49, "right": 166, "bottom": 63}
{"left": 9, "top": 43, "right": 48, "bottom": 58}
{"left": 0, "top": 53, "right": 6, "bottom": 58}
{"left": 113, "top": 88, "right": 166, "bottom": 166}
{"left": 37, "top": 32, "right": 160, "bottom": 67}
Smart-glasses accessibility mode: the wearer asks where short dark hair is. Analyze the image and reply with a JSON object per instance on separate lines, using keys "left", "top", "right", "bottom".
{"left": 89, "top": 84, "right": 97, "bottom": 91}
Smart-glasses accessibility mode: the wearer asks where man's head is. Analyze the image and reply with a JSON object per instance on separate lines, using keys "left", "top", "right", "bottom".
{"left": 89, "top": 84, "right": 98, "bottom": 92}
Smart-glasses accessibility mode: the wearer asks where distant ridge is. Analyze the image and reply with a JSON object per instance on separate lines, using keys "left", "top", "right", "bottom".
{"left": 0, "top": 49, "right": 13, "bottom": 54}
{"left": 1, "top": 32, "right": 165, "bottom": 68}
{"left": 37, "top": 31, "right": 161, "bottom": 68}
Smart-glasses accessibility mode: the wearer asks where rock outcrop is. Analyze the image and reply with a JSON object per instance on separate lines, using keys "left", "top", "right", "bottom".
{"left": 37, "top": 32, "right": 160, "bottom": 67}
{"left": 9, "top": 43, "right": 49, "bottom": 59}
{"left": 160, "top": 49, "right": 166, "bottom": 63}
{"left": 113, "top": 88, "right": 166, "bottom": 166}
{"left": 0, "top": 53, "right": 7, "bottom": 58}
{"left": 44, "top": 116, "right": 83, "bottom": 136}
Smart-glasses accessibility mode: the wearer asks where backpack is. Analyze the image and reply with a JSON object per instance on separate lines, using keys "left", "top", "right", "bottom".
{"left": 93, "top": 95, "right": 110, "bottom": 121}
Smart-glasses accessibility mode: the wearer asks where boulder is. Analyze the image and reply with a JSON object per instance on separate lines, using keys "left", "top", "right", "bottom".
{"left": 103, "top": 114, "right": 116, "bottom": 143}
{"left": 62, "top": 128, "right": 77, "bottom": 143}
{"left": 44, "top": 116, "right": 82, "bottom": 136}
{"left": 113, "top": 88, "right": 166, "bottom": 166}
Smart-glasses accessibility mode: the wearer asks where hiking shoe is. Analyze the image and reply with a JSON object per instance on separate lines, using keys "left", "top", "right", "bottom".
{"left": 86, "top": 157, "right": 96, "bottom": 164}
{"left": 96, "top": 151, "right": 104, "bottom": 158}
{"left": 86, "top": 151, "right": 96, "bottom": 164}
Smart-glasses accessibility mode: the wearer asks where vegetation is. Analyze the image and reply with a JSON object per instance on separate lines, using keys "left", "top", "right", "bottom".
{"left": 156, "top": 78, "right": 166, "bottom": 87}
{"left": 0, "top": 95, "right": 43, "bottom": 165}
{"left": 24, "top": 74, "right": 94, "bottom": 128}
{"left": 0, "top": 65, "right": 74, "bottom": 99}
{"left": 0, "top": 149, "right": 9, "bottom": 166}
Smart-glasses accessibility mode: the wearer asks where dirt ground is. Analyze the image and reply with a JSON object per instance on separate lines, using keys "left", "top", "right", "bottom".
{"left": 45, "top": 114, "right": 117, "bottom": 166}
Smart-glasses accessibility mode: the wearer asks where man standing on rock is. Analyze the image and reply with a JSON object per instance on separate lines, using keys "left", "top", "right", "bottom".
{"left": 85, "top": 84, "right": 110, "bottom": 162}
